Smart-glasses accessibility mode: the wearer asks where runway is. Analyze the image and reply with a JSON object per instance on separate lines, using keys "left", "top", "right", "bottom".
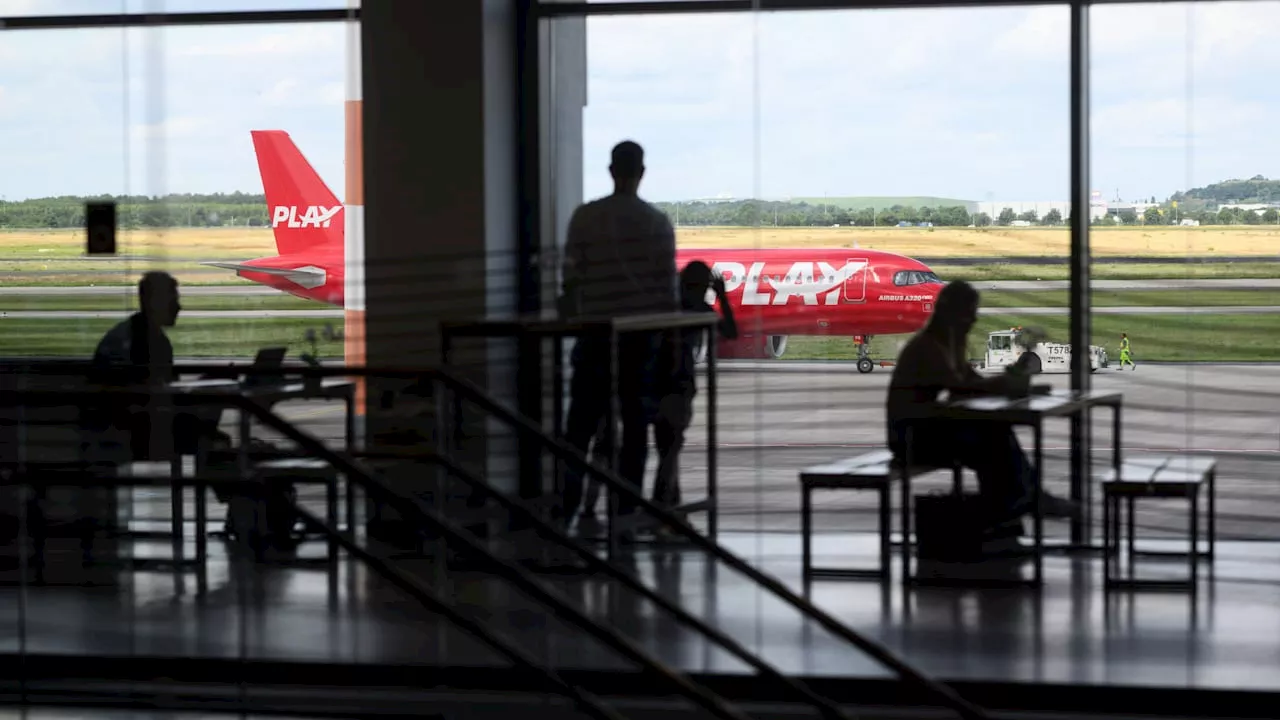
{"left": 0, "top": 278, "right": 1278, "bottom": 297}
{"left": 0, "top": 309, "right": 342, "bottom": 319}
{"left": 0, "top": 285, "right": 272, "bottom": 296}
{"left": 987, "top": 305, "right": 1280, "bottom": 315}
{"left": 976, "top": 278, "right": 1280, "bottom": 290}
{"left": 238, "top": 361, "right": 1280, "bottom": 543}
{"left": 2, "top": 306, "right": 1272, "bottom": 320}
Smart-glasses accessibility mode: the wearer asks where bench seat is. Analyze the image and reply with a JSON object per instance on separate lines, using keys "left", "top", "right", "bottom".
{"left": 1101, "top": 455, "right": 1217, "bottom": 593}
{"left": 798, "top": 449, "right": 953, "bottom": 582}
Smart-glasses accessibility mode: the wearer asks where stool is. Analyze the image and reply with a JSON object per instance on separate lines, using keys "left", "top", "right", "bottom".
{"left": 1102, "top": 456, "right": 1216, "bottom": 594}
{"left": 799, "top": 449, "right": 945, "bottom": 581}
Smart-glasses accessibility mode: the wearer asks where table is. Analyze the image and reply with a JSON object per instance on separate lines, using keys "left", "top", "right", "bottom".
{"left": 165, "top": 378, "right": 358, "bottom": 570}
{"left": 901, "top": 388, "right": 1122, "bottom": 588}
{"left": 440, "top": 311, "right": 721, "bottom": 559}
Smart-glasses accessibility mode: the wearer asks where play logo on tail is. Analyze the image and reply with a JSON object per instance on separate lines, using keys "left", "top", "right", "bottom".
{"left": 252, "top": 129, "right": 344, "bottom": 255}
{"left": 201, "top": 130, "right": 346, "bottom": 306}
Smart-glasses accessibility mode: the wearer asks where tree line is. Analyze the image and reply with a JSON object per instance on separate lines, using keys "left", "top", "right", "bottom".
{"left": 0, "top": 193, "right": 270, "bottom": 229}
{"left": 1, "top": 187, "right": 1277, "bottom": 230}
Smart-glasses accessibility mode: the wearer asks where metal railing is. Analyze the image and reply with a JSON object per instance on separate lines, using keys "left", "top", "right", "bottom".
{"left": 0, "top": 362, "right": 991, "bottom": 720}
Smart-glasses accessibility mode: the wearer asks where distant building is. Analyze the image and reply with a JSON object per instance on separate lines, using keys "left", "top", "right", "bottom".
{"left": 1219, "top": 203, "right": 1280, "bottom": 213}
{"left": 971, "top": 198, "right": 1107, "bottom": 222}
{"left": 1105, "top": 201, "right": 1158, "bottom": 221}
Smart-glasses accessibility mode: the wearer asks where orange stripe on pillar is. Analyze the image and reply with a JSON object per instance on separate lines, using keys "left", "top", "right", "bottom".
{"left": 344, "top": 9, "right": 365, "bottom": 417}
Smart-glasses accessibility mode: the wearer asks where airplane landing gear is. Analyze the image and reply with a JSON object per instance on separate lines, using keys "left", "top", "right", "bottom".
{"left": 855, "top": 335, "right": 876, "bottom": 374}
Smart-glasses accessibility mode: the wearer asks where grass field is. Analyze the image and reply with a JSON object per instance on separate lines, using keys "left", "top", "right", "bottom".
{"left": 4, "top": 225, "right": 1280, "bottom": 363}
{"left": 0, "top": 228, "right": 274, "bottom": 260}
{"left": 8, "top": 224, "right": 1280, "bottom": 262}
{"left": 982, "top": 289, "right": 1280, "bottom": 308}
{"left": 937, "top": 263, "right": 1280, "bottom": 282}
{"left": 0, "top": 318, "right": 342, "bottom": 358}
{"left": 675, "top": 225, "right": 1280, "bottom": 257}
{"left": 3, "top": 226, "right": 1280, "bottom": 286}
{"left": 0, "top": 295, "right": 317, "bottom": 312}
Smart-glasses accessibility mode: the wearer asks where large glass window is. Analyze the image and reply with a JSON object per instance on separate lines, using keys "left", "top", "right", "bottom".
{"left": 543, "top": 0, "right": 1280, "bottom": 552}
{"left": 550, "top": 4, "right": 1070, "bottom": 539}
{"left": 0, "top": 19, "right": 352, "bottom": 360}
{"left": 1089, "top": 1, "right": 1280, "bottom": 542}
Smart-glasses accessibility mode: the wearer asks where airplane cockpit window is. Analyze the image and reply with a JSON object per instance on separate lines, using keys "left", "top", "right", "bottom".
{"left": 893, "top": 270, "right": 939, "bottom": 286}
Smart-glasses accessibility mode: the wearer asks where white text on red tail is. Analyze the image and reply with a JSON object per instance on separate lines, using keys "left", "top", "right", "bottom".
{"left": 272, "top": 205, "right": 342, "bottom": 229}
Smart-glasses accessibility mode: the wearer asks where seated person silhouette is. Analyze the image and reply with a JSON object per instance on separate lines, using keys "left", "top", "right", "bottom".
{"left": 651, "top": 261, "right": 737, "bottom": 513}
{"left": 886, "top": 280, "right": 1080, "bottom": 533}
{"left": 85, "top": 271, "right": 228, "bottom": 462}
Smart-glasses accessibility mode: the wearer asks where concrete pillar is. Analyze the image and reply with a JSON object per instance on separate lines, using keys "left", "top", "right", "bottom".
{"left": 360, "top": 0, "right": 521, "bottom": 549}
{"left": 537, "top": 7, "right": 587, "bottom": 494}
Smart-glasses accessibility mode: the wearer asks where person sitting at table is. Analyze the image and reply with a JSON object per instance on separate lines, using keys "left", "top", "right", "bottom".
{"left": 84, "top": 271, "right": 228, "bottom": 462}
{"left": 886, "top": 280, "right": 1081, "bottom": 532}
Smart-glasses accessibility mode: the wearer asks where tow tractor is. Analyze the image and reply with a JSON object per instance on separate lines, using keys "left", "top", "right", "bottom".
{"left": 980, "top": 327, "right": 1107, "bottom": 374}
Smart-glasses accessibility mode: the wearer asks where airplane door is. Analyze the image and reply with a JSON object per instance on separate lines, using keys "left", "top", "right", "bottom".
{"left": 843, "top": 258, "right": 868, "bottom": 303}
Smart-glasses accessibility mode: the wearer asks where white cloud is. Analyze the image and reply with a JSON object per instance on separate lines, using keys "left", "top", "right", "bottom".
{"left": 0, "top": 19, "right": 349, "bottom": 199}
{"left": 580, "top": 2, "right": 1280, "bottom": 202}
{"left": 3, "top": 2, "right": 1280, "bottom": 205}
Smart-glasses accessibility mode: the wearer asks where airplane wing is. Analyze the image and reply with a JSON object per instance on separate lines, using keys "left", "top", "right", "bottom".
{"left": 199, "top": 262, "right": 327, "bottom": 290}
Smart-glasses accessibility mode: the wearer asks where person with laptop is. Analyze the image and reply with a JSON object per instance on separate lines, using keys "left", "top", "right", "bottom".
{"left": 85, "top": 271, "right": 228, "bottom": 461}
{"left": 886, "top": 280, "right": 1081, "bottom": 537}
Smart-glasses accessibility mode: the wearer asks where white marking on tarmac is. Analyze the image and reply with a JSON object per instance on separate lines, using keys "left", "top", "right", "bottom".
{"left": 988, "top": 306, "right": 1280, "bottom": 315}
{"left": 0, "top": 285, "right": 271, "bottom": 296}
{"left": 0, "top": 278, "right": 1276, "bottom": 296}
{"left": 976, "top": 279, "right": 1280, "bottom": 291}
{"left": 0, "top": 310, "right": 343, "bottom": 319}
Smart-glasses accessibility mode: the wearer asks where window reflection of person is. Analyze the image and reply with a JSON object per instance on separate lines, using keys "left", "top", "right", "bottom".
{"left": 886, "top": 280, "right": 1081, "bottom": 532}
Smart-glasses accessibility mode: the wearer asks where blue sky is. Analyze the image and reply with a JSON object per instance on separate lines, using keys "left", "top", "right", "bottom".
{"left": 1, "top": 2, "right": 1278, "bottom": 204}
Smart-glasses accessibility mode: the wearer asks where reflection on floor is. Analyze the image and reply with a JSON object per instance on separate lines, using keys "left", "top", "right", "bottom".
{"left": 2, "top": 531, "right": 1277, "bottom": 695}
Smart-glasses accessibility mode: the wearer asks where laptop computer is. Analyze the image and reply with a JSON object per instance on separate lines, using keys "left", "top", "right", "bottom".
{"left": 242, "top": 346, "right": 288, "bottom": 388}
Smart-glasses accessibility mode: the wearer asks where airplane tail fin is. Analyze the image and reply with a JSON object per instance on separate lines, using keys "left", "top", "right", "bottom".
{"left": 251, "top": 130, "right": 343, "bottom": 258}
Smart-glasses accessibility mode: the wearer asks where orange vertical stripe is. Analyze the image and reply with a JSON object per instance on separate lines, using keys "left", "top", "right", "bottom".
{"left": 345, "top": 309, "right": 366, "bottom": 413}
{"left": 344, "top": 100, "right": 364, "bottom": 205}
{"left": 345, "top": 97, "right": 365, "bottom": 416}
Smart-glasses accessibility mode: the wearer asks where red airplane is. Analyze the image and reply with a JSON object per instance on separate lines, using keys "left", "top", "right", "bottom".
{"left": 206, "top": 130, "right": 945, "bottom": 372}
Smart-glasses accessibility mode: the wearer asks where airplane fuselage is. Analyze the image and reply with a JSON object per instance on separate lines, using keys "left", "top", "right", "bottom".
{"left": 218, "top": 129, "right": 944, "bottom": 364}
{"left": 234, "top": 247, "right": 940, "bottom": 339}
{"left": 678, "top": 248, "right": 941, "bottom": 337}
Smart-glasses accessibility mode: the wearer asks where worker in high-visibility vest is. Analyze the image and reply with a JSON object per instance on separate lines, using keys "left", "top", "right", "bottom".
{"left": 1119, "top": 333, "right": 1136, "bottom": 370}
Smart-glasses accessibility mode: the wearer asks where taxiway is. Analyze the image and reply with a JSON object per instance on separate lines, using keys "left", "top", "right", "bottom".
{"left": 0, "top": 276, "right": 1278, "bottom": 297}
{"left": 249, "top": 362, "right": 1280, "bottom": 542}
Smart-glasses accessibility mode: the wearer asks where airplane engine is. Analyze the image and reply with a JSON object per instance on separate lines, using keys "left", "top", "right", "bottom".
{"left": 693, "top": 334, "right": 788, "bottom": 363}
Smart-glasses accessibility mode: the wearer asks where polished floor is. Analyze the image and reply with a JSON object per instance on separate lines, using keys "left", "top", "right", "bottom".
{"left": 5, "top": 527, "right": 1280, "bottom": 697}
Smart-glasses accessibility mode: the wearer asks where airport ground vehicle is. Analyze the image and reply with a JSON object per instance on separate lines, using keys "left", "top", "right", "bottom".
{"left": 980, "top": 327, "right": 1108, "bottom": 374}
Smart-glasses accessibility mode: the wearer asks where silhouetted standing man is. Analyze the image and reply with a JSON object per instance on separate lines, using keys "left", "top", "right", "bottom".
{"left": 558, "top": 140, "right": 678, "bottom": 539}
